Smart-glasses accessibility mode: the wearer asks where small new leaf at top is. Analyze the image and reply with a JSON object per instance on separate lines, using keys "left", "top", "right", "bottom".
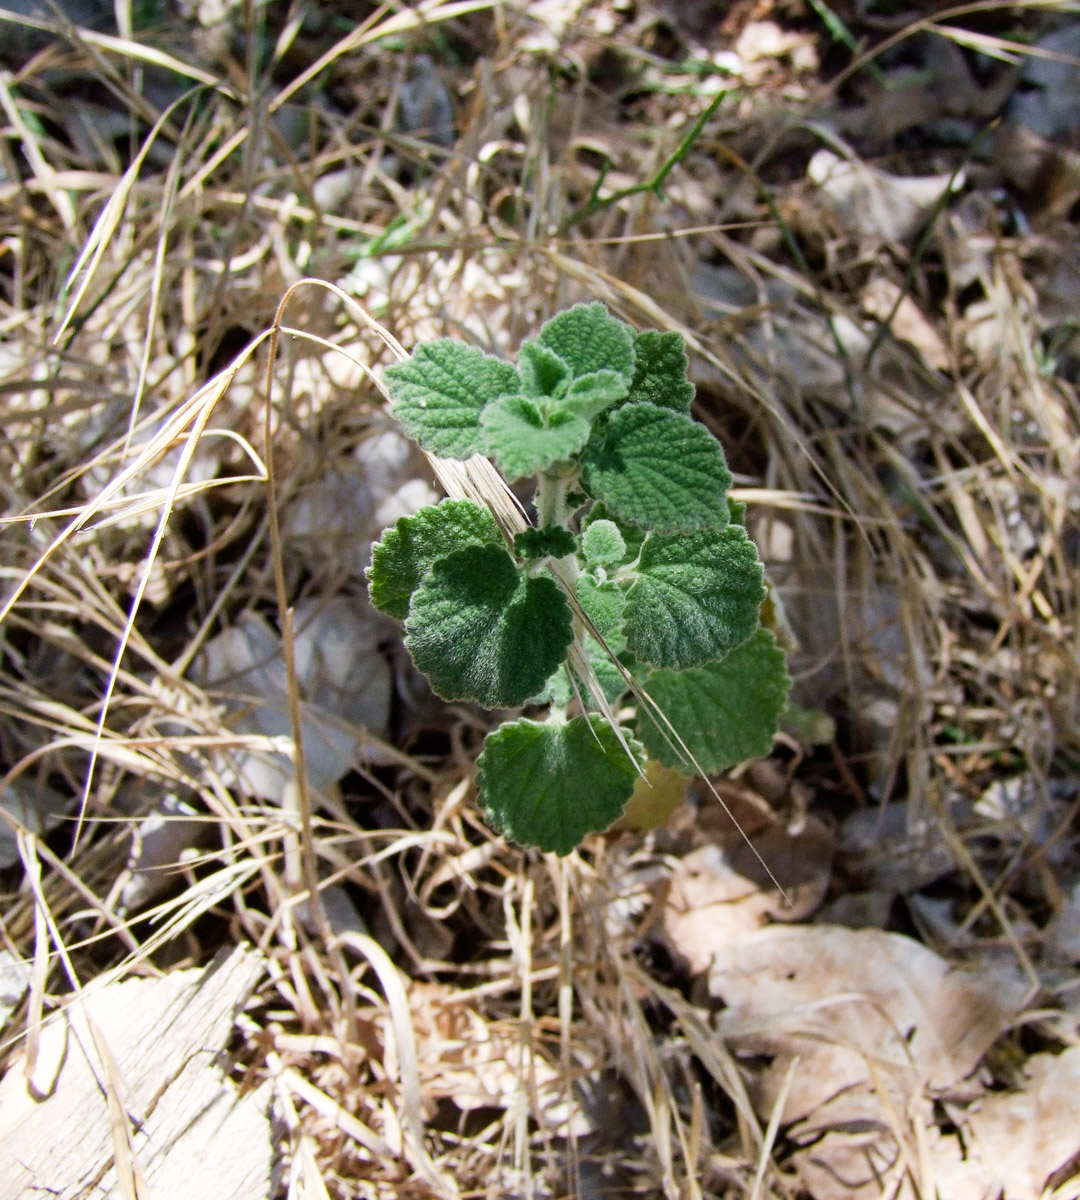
{"left": 535, "top": 302, "right": 636, "bottom": 382}
{"left": 480, "top": 394, "right": 592, "bottom": 481}
{"left": 482, "top": 314, "right": 634, "bottom": 479}
{"left": 517, "top": 341, "right": 571, "bottom": 401}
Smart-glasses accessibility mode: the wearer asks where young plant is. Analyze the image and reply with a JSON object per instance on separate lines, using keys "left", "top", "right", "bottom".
{"left": 366, "top": 303, "right": 791, "bottom": 854}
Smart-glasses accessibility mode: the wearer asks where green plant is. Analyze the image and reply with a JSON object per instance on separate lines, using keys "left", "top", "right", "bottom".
{"left": 366, "top": 303, "right": 791, "bottom": 854}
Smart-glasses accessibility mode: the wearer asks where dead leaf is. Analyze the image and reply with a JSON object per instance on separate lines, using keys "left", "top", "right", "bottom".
{"left": 1007, "top": 23, "right": 1080, "bottom": 143}
{"left": 839, "top": 34, "right": 1012, "bottom": 148}
{"left": 372, "top": 982, "right": 590, "bottom": 1137}
{"left": 807, "top": 149, "right": 964, "bottom": 245}
{"left": 709, "top": 925, "right": 1026, "bottom": 1125}
{"left": 993, "top": 122, "right": 1080, "bottom": 221}
{"left": 0, "top": 780, "right": 71, "bottom": 870}
{"left": 962, "top": 1045, "right": 1080, "bottom": 1200}
{"left": 792, "top": 1126, "right": 909, "bottom": 1200}
{"left": 1046, "top": 879, "right": 1080, "bottom": 962}
{"left": 282, "top": 428, "right": 438, "bottom": 582}
{"left": 663, "top": 810, "right": 832, "bottom": 974}
{"left": 735, "top": 20, "right": 819, "bottom": 75}
{"left": 116, "top": 791, "right": 205, "bottom": 915}
{"left": 862, "top": 277, "right": 951, "bottom": 371}
{"left": 194, "top": 595, "right": 393, "bottom": 801}
{"left": 837, "top": 802, "right": 959, "bottom": 894}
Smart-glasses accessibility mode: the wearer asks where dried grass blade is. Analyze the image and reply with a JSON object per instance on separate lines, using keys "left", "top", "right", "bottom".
{"left": 0, "top": 340, "right": 269, "bottom": 630}
{"left": 85, "top": 1012, "right": 151, "bottom": 1200}
{"left": 16, "top": 831, "right": 49, "bottom": 1089}
{"left": 333, "top": 930, "right": 459, "bottom": 1199}
{"left": 0, "top": 71, "right": 75, "bottom": 231}
{"left": 56, "top": 89, "right": 196, "bottom": 342}
{"left": 748, "top": 1056, "right": 799, "bottom": 1200}
{"left": 74, "top": 29, "right": 230, "bottom": 92}
{"left": 269, "top": 0, "right": 502, "bottom": 116}
{"left": 283, "top": 1069, "right": 392, "bottom": 1158}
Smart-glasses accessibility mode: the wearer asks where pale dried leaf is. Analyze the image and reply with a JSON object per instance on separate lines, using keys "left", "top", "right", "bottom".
{"left": 664, "top": 815, "right": 833, "bottom": 974}
{"left": 378, "top": 982, "right": 589, "bottom": 1135}
{"left": 1007, "top": 24, "right": 1080, "bottom": 143}
{"left": 808, "top": 150, "right": 963, "bottom": 244}
{"left": 963, "top": 1045, "right": 1080, "bottom": 1200}
{"left": 709, "top": 925, "right": 1026, "bottom": 1124}
{"left": 117, "top": 792, "right": 205, "bottom": 915}
{"left": 1046, "top": 879, "right": 1080, "bottom": 962}
{"left": 194, "top": 595, "right": 392, "bottom": 800}
{"left": 792, "top": 1126, "right": 910, "bottom": 1200}
{"left": 862, "top": 277, "right": 951, "bottom": 371}
{"left": 0, "top": 781, "right": 71, "bottom": 870}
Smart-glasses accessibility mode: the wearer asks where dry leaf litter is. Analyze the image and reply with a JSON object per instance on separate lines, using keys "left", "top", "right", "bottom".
{"left": 0, "top": 1, "right": 1079, "bottom": 1198}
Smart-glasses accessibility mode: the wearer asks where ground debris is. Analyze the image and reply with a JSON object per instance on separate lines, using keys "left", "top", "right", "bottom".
{"left": 0, "top": 946, "right": 274, "bottom": 1200}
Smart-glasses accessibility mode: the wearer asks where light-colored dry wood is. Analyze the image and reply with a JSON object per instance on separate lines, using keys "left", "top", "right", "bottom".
{"left": 0, "top": 945, "right": 274, "bottom": 1200}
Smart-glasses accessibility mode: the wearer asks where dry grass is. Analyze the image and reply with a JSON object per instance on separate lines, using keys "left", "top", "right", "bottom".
{"left": 1, "top": 1, "right": 1079, "bottom": 1197}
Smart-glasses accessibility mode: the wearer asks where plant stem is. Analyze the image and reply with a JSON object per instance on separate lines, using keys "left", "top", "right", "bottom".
{"left": 536, "top": 472, "right": 569, "bottom": 529}
{"left": 537, "top": 473, "right": 580, "bottom": 596}
{"left": 560, "top": 91, "right": 724, "bottom": 232}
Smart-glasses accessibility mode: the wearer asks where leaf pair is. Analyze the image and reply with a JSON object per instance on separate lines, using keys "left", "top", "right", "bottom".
{"left": 385, "top": 305, "right": 721, "bottom": 538}
{"left": 479, "top": 627, "right": 793, "bottom": 855}
{"left": 386, "top": 303, "right": 636, "bottom": 479}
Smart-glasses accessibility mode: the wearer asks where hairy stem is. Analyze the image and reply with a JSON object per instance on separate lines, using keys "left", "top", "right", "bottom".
{"left": 536, "top": 472, "right": 569, "bottom": 529}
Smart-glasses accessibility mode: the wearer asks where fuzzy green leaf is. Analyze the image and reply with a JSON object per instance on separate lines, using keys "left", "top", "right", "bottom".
{"left": 541, "top": 635, "right": 630, "bottom": 709}
{"left": 518, "top": 341, "right": 571, "bottom": 400}
{"left": 638, "top": 629, "right": 791, "bottom": 774}
{"left": 582, "top": 403, "right": 732, "bottom": 533}
{"left": 623, "top": 525, "right": 765, "bottom": 670}
{"left": 624, "top": 329, "right": 695, "bottom": 412}
{"left": 582, "top": 503, "right": 646, "bottom": 563}
{"left": 514, "top": 526, "right": 577, "bottom": 561}
{"left": 367, "top": 499, "right": 502, "bottom": 620}
{"left": 480, "top": 393, "right": 591, "bottom": 480}
{"left": 581, "top": 519, "right": 627, "bottom": 567}
{"left": 577, "top": 574, "right": 626, "bottom": 637}
{"left": 585, "top": 644, "right": 632, "bottom": 706}
{"left": 476, "top": 714, "right": 644, "bottom": 853}
{"left": 561, "top": 369, "right": 629, "bottom": 420}
{"left": 405, "top": 543, "right": 573, "bottom": 707}
{"left": 537, "top": 303, "right": 635, "bottom": 382}
{"left": 386, "top": 340, "right": 520, "bottom": 459}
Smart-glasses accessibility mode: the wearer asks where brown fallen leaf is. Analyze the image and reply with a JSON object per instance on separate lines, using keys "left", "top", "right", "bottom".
{"left": 807, "top": 150, "right": 964, "bottom": 246}
{"left": 662, "top": 808, "right": 832, "bottom": 974}
{"left": 708, "top": 925, "right": 1027, "bottom": 1125}
{"left": 861, "top": 276, "right": 952, "bottom": 371}
{"left": 792, "top": 1126, "right": 910, "bottom": 1200}
{"left": 961, "top": 1045, "right": 1080, "bottom": 1200}
{"left": 375, "top": 981, "right": 588, "bottom": 1135}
